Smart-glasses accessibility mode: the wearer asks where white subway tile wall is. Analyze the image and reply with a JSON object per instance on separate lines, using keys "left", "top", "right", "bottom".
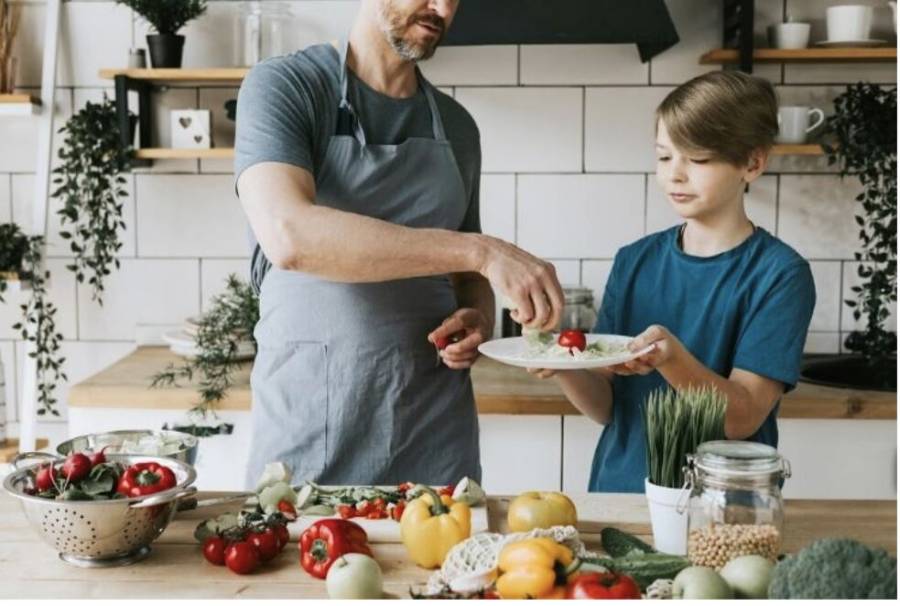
{"left": 0, "top": 0, "right": 895, "bottom": 442}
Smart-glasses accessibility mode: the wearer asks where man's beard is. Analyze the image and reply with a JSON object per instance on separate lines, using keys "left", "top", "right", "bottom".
{"left": 376, "top": 1, "right": 446, "bottom": 62}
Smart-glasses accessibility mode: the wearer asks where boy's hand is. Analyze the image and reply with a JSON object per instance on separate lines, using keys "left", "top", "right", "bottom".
{"left": 610, "top": 325, "right": 685, "bottom": 376}
{"left": 526, "top": 367, "right": 558, "bottom": 379}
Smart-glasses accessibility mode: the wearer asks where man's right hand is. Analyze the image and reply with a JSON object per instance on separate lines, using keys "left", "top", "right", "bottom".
{"left": 476, "top": 235, "right": 564, "bottom": 331}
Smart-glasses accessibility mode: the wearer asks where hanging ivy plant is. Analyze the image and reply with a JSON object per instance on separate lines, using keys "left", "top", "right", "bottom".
{"left": 151, "top": 274, "right": 258, "bottom": 414}
{"left": 822, "top": 83, "right": 897, "bottom": 386}
{"left": 52, "top": 95, "right": 133, "bottom": 305}
{"left": 11, "top": 235, "right": 66, "bottom": 417}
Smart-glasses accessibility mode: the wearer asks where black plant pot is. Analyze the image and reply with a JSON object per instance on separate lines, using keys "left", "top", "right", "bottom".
{"left": 146, "top": 34, "right": 185, "bottom": 68}
{"left": 799, "top": 354, "right": 897, "bottom": 392}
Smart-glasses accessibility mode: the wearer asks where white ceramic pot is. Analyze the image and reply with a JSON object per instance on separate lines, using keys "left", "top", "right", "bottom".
{"left": 644, "top": 478, "right": 688, "bottom": 555}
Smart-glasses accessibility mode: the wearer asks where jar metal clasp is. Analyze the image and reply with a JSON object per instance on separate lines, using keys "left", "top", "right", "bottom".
{"left": 675, "top": 455, "right": 697, "bottom": 515}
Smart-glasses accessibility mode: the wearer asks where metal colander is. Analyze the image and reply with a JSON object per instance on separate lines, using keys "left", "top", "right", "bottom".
{"left": 3, "top": 454, "right": 197, "bottom": 568}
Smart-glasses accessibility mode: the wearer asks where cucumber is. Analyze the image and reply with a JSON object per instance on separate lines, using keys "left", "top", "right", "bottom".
{"left": 600, "top": 527, "right": 655, "bottom": 558}
{"left": 582, "top": 553, "right": 690, "bottom": 591}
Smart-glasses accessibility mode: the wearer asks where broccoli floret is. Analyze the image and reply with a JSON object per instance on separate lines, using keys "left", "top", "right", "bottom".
{"left": 768, "top": 538, "right": 897, "bottom": 599}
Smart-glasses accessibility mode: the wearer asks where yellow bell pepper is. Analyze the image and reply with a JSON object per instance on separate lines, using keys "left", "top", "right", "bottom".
{"left": 400, "top": 486, "right": 471, "bottom": 569}
{"left": 496, "top": 537, "right": 575, "bottom": 599}
{"left": 507, "top": 491, "right": 578, "bottom": 532}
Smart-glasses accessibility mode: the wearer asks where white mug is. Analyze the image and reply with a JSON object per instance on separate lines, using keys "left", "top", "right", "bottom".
{"left": 777, "top": 106, "right": 826, "bottom": 144}
{"left": 826, "top": 5, "right": 874, "bottom": 41}
{"left": 768, "top": 22, "right": 811, "bottom": 49}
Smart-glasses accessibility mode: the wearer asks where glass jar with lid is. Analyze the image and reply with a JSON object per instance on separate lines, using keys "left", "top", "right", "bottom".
{"left": 234, "top": 2, "right": 294, "bottom": 66}
{"left": 681, "top": 440, "right": 791, "bottom": 570}
{"left": 560, "top": 286, "right": 597, "bottom": 332}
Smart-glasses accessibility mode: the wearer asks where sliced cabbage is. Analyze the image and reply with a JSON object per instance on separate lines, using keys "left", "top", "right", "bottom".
{"left": 257, "top": 481, "right": 297, "bottom": 514}
{"left": 255, "top": 461, "right": 293, "bottom": 492}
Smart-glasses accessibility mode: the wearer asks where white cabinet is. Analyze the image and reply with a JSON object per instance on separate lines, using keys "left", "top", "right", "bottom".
{"left": 778, "top": 419, "right": 897, "bottom": 500}
{"left": 477, "top": 415, "right": 562, "bottom": 493}
{"left": 562, "top": 416, "right": 604, "bottom": 492}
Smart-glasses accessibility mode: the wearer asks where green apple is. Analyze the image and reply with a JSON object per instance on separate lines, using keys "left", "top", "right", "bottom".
{"left": 720, "top": 555, "right": 774, "bottom": 599}
{"left": 326, "top": 553, "right": 384, "bottom": 599}
{"left": 673, "top": 566, "right": 734, "bottom": 599}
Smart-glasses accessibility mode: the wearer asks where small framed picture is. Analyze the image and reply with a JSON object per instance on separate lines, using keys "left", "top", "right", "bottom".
{"left": 170, "top": 109, "right": 212, "bottom": 149}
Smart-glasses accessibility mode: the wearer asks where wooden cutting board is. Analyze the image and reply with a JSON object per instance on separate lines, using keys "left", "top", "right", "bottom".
{"left": 288, "top": 506, "right": 489, "bottom": 543}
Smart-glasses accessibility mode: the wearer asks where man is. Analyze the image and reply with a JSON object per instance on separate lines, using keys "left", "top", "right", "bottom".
{"left": 235, "top": 0, "right": 564, "bottom": 488}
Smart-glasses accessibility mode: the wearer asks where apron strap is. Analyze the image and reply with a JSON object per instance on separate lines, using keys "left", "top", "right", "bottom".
{"left": 337, "top": 39, "right": 448, "bottom": 143}
{"left": 337, "top": 38, "right": 368, "bottom": 145}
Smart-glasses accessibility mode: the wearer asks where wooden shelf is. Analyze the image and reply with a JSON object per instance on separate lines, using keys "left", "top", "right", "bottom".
{"left": 771, "top": 144, "right": 825, "bottom": 156}
{"left": 134, "top": 148, "right": 235, "bottom": 160}
{"left": 0, "top": 94, "right": 41, "bottom": 116}
{"left": 99, "top": 68, "right": 248, "bottom": 84}
{"left": 701, "top": 47, "right": 897, "bottom": 64}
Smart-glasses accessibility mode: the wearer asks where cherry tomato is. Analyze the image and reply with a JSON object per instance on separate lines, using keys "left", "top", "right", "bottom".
{"left": 225, "top": 541, "right": 260, "bottom": 575}
{"left": 356, "top": 500, "right": 372, "bottom": 516}
{"left": 439, "top": 484, "right": 455, "bottom": 497}
{"left": 273, "top": 524, "right": 290, "bottom": 551}
{"left": 397, "top": 482, "right": 413, "bottom": 493}
{"left": 277, "top": 499, "right": 297, "bottom": 521}
{"left": 558, "top": 330, "right": 587, "bottom": 353}
{"left": 336, "top": 504, "right": 356, "bottom": 519}
{"left": 248, "top": 529, "right": 280, "bottom": 562}
{"left": 202, "top": 536, "right": 227, "bottom": 566}
{"left": 62, "top": 452, "right": 92, "bottom": 483}
{"left": 434, "top": 331, "right": 464, "bottom": 350}
{"left": 372, "top": 497, "right": 386, "bottom": 511}
{"left": 390, "top": 501, "right": 406, "bottom": 522}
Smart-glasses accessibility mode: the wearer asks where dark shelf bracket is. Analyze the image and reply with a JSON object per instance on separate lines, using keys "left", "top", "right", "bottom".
{"left": 114, "top": 75, "right": 153, "bottom": 167}
{"left": 723, "top": 0, "right": 755, "bottom": 73}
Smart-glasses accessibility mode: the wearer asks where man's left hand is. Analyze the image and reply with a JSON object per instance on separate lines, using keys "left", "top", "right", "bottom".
{"left": 428, "top": 308, "right": 491, "bottom": 370}
{"left": 610, "top": 324, "right": 685, "bottom": 376}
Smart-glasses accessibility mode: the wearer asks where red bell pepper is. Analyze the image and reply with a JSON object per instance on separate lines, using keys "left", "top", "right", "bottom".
{"left": 566, "top": 572, "right": 642, "bottom": 600}
{"left": 116, "top": 461, "right": 177, "bottom": 498}
{"left": 298, "top": 519, "right": 372, "bottom": 579}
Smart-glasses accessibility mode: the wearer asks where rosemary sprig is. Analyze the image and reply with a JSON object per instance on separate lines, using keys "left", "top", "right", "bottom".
{"left": 151, "top": 274, "right": 258, "bottom": 413}
{"left": 642, "top": 386, "right": 727, "bottom": 489}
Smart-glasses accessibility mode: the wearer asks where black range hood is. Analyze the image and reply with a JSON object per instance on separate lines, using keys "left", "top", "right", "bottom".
{"left": 443, "top": 0, "right": 680, "bottom": 62}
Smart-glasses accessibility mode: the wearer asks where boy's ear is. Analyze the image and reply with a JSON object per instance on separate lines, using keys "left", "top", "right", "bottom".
{"left": 743, "top": 148, "right": 769, "bottom": 184}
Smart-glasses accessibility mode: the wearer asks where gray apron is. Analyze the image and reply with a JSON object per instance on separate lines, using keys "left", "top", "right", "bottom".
{"left": 244, "top": 41, "right": 481, "bottom": 488}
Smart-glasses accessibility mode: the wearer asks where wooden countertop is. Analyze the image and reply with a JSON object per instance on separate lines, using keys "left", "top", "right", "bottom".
{"left": 67, "top": 346, "right": 896, "bottom": 419}
{"left": 0, "top": 490, "right": 894, "bottom": 598}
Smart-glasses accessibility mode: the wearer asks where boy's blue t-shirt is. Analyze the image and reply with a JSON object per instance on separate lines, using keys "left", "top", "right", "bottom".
{"left": 589, "top": 225, "right": 816, "bottom": 493}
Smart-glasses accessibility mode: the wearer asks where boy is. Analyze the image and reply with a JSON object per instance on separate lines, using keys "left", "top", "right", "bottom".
{"left": 529, "top": 71, "right": 816, "bottom": 493}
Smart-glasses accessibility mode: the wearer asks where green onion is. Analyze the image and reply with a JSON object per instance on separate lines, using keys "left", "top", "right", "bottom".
{"left": 642, "top": 386, "right": 727, "bottom": 489}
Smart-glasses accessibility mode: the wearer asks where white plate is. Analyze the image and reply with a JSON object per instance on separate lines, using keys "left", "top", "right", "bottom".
{"left": 814, "top": 39, "right": 888, "bottom": 47}
{"left": 478, "top": 334, "right": 654, "bottom": 370}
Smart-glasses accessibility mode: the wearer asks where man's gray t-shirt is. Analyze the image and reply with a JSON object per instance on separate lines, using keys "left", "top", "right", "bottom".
{"left": 234, "top": 43, "right": 482, "bottom": 238}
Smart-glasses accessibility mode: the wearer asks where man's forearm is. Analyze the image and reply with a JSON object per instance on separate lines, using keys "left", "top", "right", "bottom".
{"left": 658, "top": 351, "right": 766, "bottom": 440}
{"left": 267, "top": 202, "right": 485, "bottom": 282}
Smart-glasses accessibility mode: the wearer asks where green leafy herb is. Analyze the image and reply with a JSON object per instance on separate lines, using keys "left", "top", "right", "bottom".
{"left": 642, "top": 386, "right": 726, "bottom": 489}
{"left": 151, "top": 274, "right": 258, "bottom": 413}
{"left": 115, "top": 0, "right": 207, "bottom": 35}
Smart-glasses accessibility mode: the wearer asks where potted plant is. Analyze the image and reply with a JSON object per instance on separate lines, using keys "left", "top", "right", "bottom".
{"left": 116, "top": 0, "right": 208, "bottom": 68}
{"left": 152, "top": 274, "right": 258, "bottom": 432}
{"left": 642, "top": 386, "right": 726, "bottom": 555}
{"left": 53, "top": 95, "right": 133, "bottom": 305}
{"left": 802, "top": 83, "right": 897, "bottom": 391}
{"left": 0, "top": 222, "right": 28, "bottom": 291}
{"left": 0, "top": 225, "right": 66, "bottom": 417}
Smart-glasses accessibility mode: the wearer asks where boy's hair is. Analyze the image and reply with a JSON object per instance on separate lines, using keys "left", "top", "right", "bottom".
{"left": 656, "top": 71, "right": 778, "bottom": 167}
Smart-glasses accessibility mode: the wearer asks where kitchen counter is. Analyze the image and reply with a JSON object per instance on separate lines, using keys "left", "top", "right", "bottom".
{"left": 68, "top": 346, "right": 896, "bottom": 419}
{"left": 0, "top": 490, "right": 894, "bottom": 598}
